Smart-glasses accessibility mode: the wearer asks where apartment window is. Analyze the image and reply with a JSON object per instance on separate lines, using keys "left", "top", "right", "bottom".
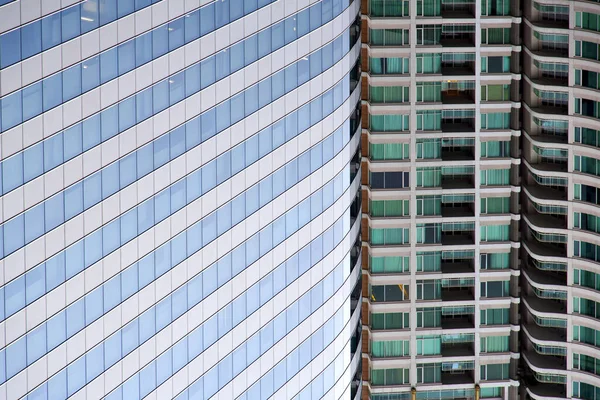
{"left": 417, "top": 223, "right": 442, "bottom": 244}
{"left": 533, "top": 146, "right": 567, "bottom": 164}
{"left": 575, "top": 155, "right": 600, "bottom": 177}
{"left": 372, "top": 340, "right": 410, "bottom": 357}
{"left": 370, "top": 284, "right": 410, "bottom": 301}
{"left": 370, "top": 29, "right": 410, "bottom": 46}
{"left": 573, "top": 382, "right": 600, "bottom": 400}
{"left": 534, "top": 117, "right": 568, "bottom": 138}
{"left": 576, "top": 40, "right": 600, "bottom": 61}
{"left": 535, "top": 89, "right": 568, "bottom": 107}
{"left": 480, "top": 252, "right": 510, "bottom": 269}
{"left": 481, "top": 0, "right": 510, "bottom": 15}
{"left": 371, "top": 312, "right": 410, "bottom": 329}
{"left": 481, "top": 84, "right": 510, "bottom": 101}
{"left": 417, "top": 82, "right": 442, "bottom": 102}
{"left": 574, "top": 354, "right": 600, "bottom": 377}
{"left": 535, "top": 2, "right": 568, "bottom": 22}
{"left": 575, "top": 127, "right": 600, "bottom": 147}
{"left": 480, "top": 280, "right": 509, "bottom": 297}
{"left": 573, "top": 325, "right": 600, "bottom": 347}
{"left": 481, "top": 197, "right": 510, "bottom": 214}
{"left": 480, "top": 336, "right": 509, "bottom": 353}
{"left": 417, "top": 307, "right": 442, "bottom": 327}
{"left": 417, "top": 363, "right": 442, "bottom": 383}
{"left": 577, "top": 12, "right": 600, "bottom": 32}
{"left": 416, "top": 53, "right": 442, "bottom": 73}
{"left": 416, "top": 110, "right": 441, "bottom": 131}
{"left": 417, "top": 251, "right": 442, "bottom": 271}
{"left": 417, "top": 25, "right": 442, "bottom": 45}
{"left": 481, "top": 169, "right": 510, "bottom": 185}
{"left": 536, "top": 61, "right": 568, "bottom": 79}
{"left": 370, "top": 57, "right": 410, "bottom": 74}
{"left": 417, "top": 167, "right": 441, "bottom": 187}
{"left": 481, "top": 140, "right": 510, "bottom": 157}
{"left": 370, "top": 199, "right": 410, "bottom": 217}
{"left": 480, "top": 225, "right": 510, "bottom": 241}
{"left": 370, "top": 86, "right": 410, "bottom": 103}
{"left": 481, "top": 27, "right": 510, "bottom": 44}
{"left": 371, "top": 368, "right": 410, "bottom": 385}
{"left": 534, "top": 31, "right": 568, "bottom": 51}
{"left": 576, "top": 69, "right": 600, "bottom": 90}
{"left": 416, "top": 139, "right": 442, "bottom": 159}
{"left": 574, "top": 296, "right": 600, "bottom": 318}
{"left": 417, "top": 195, "right": 442, "bottom": 215}
{"left": 417, "top": 336, "right": 442, "bottom": 355}
{"left": 417, "top": 0, "right": 441, "bottom": 16}
{"left": 575, "top": 213, "right": 600, "bottom": 235}
{"left": 370, "top": 171, "right": 410, "bottom": 189}
{"left": 480, "top": 364, "right": 509, "bottom": 380}
{"left": 480, "top": 308, "right": 509, "bottom": 325}
{"left": 370, "top": 0, "right": 410, "bottom": 17}
{"left": 417, "top": 280, "right": 442, "bottom": 300}
{"left": 370, "top": 256, "right": 410, "bottom": 274}
{"left": 370, "top": 228, "right": 410, "bottom": 245}
{"left": 481, "top": 56, "right": 510, "bottom": 72}
{"left": 370, "top": 114, "right": 410, "bottom": 132}
{"left": 481, "top": 113, "right": 510, "bottom": 129}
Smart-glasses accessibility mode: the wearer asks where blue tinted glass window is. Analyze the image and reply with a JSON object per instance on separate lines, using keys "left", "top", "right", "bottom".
{"left": 285, "top": 16, "right": 297, "bottom": 44}
{"left": 4, "top": 214, "right": 24, "bottom": 256}
{"left": 185, "top": 63, "right": 201, "bottom": 96}
{"left": 5, "top": 275, "right": 25, "bottom": 316}
{"left": 200, "top": 3, "right": 215, "bottom": 35}
{"left": 100, "top": 48, "right": 118, "bottom": 83}
{"left": 215, "top": 0, "right": 230, "bottom": 28}
{"left": 99, "top": 0, "right": 118, "bottom": 24}
{"left": 84, "top": 229, "right": 103, "bottom": 267}
{"left": 22, "top": 81, "right": 43, "bottom": 121}
{"left": 62, "top": 6, "right": 81, "bottom": 42}
{"left": 185, "top": 10, "right": 200, "bottom": 43}
{"left": 47, "top": 310, "right": 66, "bottom": 351}
{"left": 3, "top": 152, "right": 23, "bottom": 193}
{"left": 1, "top": 90, "right": 22, "bottom": 131}
{"left": 25, "top": 203, "right": 44, "bottom": 247}
{"left": 258, "top": 29, "right": 271, "bottom": 58}
{"left": 6, "top": 336, "right": 26, "bottom": 379}
{"left": 153, "top": 26, "right": 169, "bottom": 58}
{"left": 81, "top": 0, "right": 100, "bottom": 33}
{"left": 65, "top": 241, "right": 84, "bottom": 279}
{"left": 271, "top": 21, "right": 284, "bottom": 51}
{"left": 298, "top": 9, "right": 310, "bottom": 36}
{"left": 63, "top": 64, "right": 82, "bottom": 102}
{"left": 200, "top": 56, "right": 216, "bottom": 90}
{"left": 169, "top": 18, "right": 184, "bottom": 51}
{"left": 27, "top": 324, "right": 46, "bottom": 365}
{"left": 0, "top": 29, "right": 21, "bottom": 68}
{"left": 271, "top": 70, "right": 285, "bottom": 100}
{"left": 135, "top": 32, "right": 152, "bottom": 67}
{"left": 134, "top": 89, "right": 151, "bottom": 122}
{"left": 66, "top": 299, "right": 85, "bottom": 337}
{"left": 41, "top": 13, "right": 61, "bottom": 51}
{"left": 245, "top": 35, "right": 258, "bottom": 65}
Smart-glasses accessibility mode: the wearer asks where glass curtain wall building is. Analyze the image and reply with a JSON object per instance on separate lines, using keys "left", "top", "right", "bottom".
{"left": 521, "top": 0, "right": 600, "bottom": 399}
{"left": 0, "top": 0, "right": 362, "bottom": 399}
{"left": 360, "top": 0, "right": 522, "bottom": 398}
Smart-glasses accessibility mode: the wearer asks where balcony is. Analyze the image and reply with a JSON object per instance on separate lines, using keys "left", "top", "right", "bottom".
{"left": 441, "top": 54, "right": 476, "bottom": 76}
{"left": 441, "top": 203, "right": 474, "bottom": 218}
{"left": 522, "top": 321, "right": 566, "bottom": 344}
{"left": 442, "top": 341, "right": 475, "bottom": 357}
{"left": 523, "top": 209, "right": 567, "bottom": 231}
{"left": 442, "top": 284, "right": 475, "bottom": 301}
{"left": 441, "top": 313, "right": 475, "bottom": 329}
{"left": 523, "top": 350, "right": 566, "bottom": 372}
{"left": 442, "top": 89, "right": 475, "bottom": 105}
{"left": 522, "top": 295, "right": 567, "bottom": 316}
{"left": 441, "top": 258, "right": 474, "bottom": 274}
{"left": 440, "top": 26, "right": 476, "bottom": 47}
{"left": 441, "top": 120, "right": 475, "bottom": 133}
{"left": 442, "top": 147, "right": 475, "bottom": 162}
{"left": 441, "top": 0, "right": 475, "bottom": 18}
{"left": 441, "top": 370, "right": 475, "bottom": 385}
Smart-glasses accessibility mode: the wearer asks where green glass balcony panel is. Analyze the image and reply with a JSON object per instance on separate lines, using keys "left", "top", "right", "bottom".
{"left": 481, "top": 27, "right": 510, "bottom": 44}
{"left": 370, "top": 86, "right": 410, "bottom": 103}
{"left": 417, "top": 53, "right": 442, "bottom": 73}
{"left": 417, "top": 251, "right": 442, "bottom": 272}
{"left": 370, "top": 0, "right": 410, "bottom": 16}
{"left": 371, "top": 368, "right": 410, "bottom": 385}
{"left": 370, "top": 29, "right": 410, "bottom": 46}
{"left": 372, "top": 312, "right": 410, "bottom": 329}
{"left": 481, "top": 140, "right": 510, "bottom": 157}
{"left": 417, "top": 336, "right": 442, "bottom": 355}
{"left": 372, "top": 340, "right": 410, "bottom": 357}
{"left": 481, "top": 84, "right": 510, "bottom": 101}
{"left": 481, "top": 56, "right": 510, "bottom": 72}
{"left": 417, "top": 0, "right": 441, "bottom": 15}
{"left": 370, "top": 143, "right": 410, "bottom": 160}
{"left": 417, "top": 307, "right": 442, "bottom": 327}
{"left": 417, "top": 82, "right": 442, "bottom": 102}
{"left": 481, "top": 169, "right": 510, "bottom": 185}
{"left": 481, "top": 364, "right": 509, "bottom": 380}
{"left": 370, "top": 57, "right": 410, "bottom": 75}
{"left": 370, "top": 114, "right": 410, "bottom": 132}
{"left": 370, "top": 199, "right": 410, "bottom": 217}
{"left": 481, "top": 197, "right": 510, "bottom": 214}
{"left": 370, "top": 228, "right": 410, "bottom": 245}
{"left": 416, "top": 139, "right": 441, "bottom": 159}
{"left": 482, "top": 0, "right": 510, "bottom": 15}
{"left": 480, "top": 280, "right": 509, "bottom": 297}
{"left": 480, "top": 308, "right": 509, "bottom": 325}
{"left": 417, "top": 363, "right": 442, "bottom": 383}
{"left": 480, "top": 252, "right": 510, "bottom": 269}
{"left": 481, "top": 112, "right": 510, "bottom": 129}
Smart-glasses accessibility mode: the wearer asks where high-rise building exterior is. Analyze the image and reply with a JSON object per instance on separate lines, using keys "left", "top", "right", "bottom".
{"left": 360, "top": 0, "right": 522, "bottom": 398}
{"left": 0, "top": 0, "right": 363, "bottom": 398}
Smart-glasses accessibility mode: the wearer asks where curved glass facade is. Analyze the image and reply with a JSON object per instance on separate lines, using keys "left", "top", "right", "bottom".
{"left": 0, "top": 0, "right": 362, "bottom": 398}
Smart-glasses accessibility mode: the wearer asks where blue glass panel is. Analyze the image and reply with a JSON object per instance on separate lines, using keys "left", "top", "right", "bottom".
{"left": 25, "top": 250, "right": 45, "bottom": 303}
{"left": 0, "top": 27, "right": 21, "bottom": 68}
{"left": 100, "top": 48, "right": 118, "bottom": 83}
{"left": 99, "top": 0, "right": 118, "bottom": 25}
{"left": 21, "top": 20, "right": 41, "bottom": 59}
{"left": 22, "top": 81, "right": 43, "bottom": 121}
{"left": 62, "top": 6, "right": 81, "bottom": 42}
{"left": 63, "top": 124, "right": 83, "bottom": 162}
{"left": 1, "top": 90, "right": 22, "bottom": 131}
{"left": 63, "top": 64, "right": 82, "bottom": 101}
{"left": 6, "top": 336, "right": 26, "bottom": 379}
